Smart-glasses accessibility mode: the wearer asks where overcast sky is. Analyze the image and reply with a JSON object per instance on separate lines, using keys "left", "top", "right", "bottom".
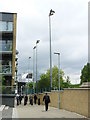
{"left": 0, "top": 0, "right": 88, "bottom": 84}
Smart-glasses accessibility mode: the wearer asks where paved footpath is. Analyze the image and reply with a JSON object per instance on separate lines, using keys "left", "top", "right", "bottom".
{"left": 12, "top": 99, "right": 88, "bottom": 118}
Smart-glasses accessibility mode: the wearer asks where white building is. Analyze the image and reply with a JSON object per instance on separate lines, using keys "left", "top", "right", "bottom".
{"left": 18, "top": 73, "right": 33, "bottom": 83}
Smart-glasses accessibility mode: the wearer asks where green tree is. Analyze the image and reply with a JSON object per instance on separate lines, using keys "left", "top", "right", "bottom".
{"left": 38, "top": 74, "right": 50, "bottom": 89}
{"left": 38, "top": 66, "right": 64, "bottom": 88}
{"left": 26, "top": 82, "right": 33, "bottom": 89}
{"left": 63, "top": 76, "right": 71, "bottom": 88}
{"left": 66, "top": 76, "right": 70, "bottom": 84}
{"left": 80, "top": 63, "right": 90, "bottom": 84}
{"left": 29, "top": 82, "right": 33, "bottom": 89}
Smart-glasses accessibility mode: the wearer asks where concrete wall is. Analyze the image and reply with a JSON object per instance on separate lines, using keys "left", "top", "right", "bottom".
{"left": 37, "top": 88, "right": 90, "bottom": 118}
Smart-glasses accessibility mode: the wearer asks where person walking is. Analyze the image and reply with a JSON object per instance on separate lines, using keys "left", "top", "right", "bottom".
{"left": 19, "top": 94, "right": 22, "bottom": 104}
{"left": 34, "top": 94, "right": 37, "bottom": 104}
{"left": 24, "top": 94, "right": 28, "bottom": 105}
{"left": 43, "top": 93, "right": 50, "bottom": 111}
{"left": 16, "top": 93, "right": 19, "bottom": 106}
{"left": 38, "top": 97, "right": 40, "bottom": 105}
{"left": 29, "top": 94, "right": 33, "bottom": 105}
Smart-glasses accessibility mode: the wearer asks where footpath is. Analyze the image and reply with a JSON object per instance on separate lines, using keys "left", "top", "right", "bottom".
{"left": 12, "top": 98, "right": 88, "bottom": 118}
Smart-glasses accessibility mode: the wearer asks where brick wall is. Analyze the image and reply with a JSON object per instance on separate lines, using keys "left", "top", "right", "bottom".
{"left": 37, "top": 88, "right": 90, "bottom": 118}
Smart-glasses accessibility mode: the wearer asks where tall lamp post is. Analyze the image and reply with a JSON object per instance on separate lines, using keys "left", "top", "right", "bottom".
{"left": 15, "top": 50, "right": 19, "bottom": 93}
{"left": 15, "top": 59, "right": 18, "bottom": 93}
{"left": 28, "top": 57, "right": 31, "bottom": 94}
{"left": 49, "top": 9, "right": 55, "bottom": 90}
{"left": 36, "top": 40, "right": 40, "bottom": 93}
{"left": 33, "top": 46, "right": 36, "bottom": 93}
{"left": 54, "top": 52, "right": 60, "bottom": 110}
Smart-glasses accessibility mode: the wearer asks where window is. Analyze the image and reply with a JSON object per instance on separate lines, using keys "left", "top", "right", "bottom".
{"left": 0, "top": 21, "right": 13, "bottom": 31}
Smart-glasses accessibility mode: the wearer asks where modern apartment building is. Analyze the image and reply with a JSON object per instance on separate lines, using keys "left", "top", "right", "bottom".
{"left": 0, "top": 12, "right": 17, "bottom": 87}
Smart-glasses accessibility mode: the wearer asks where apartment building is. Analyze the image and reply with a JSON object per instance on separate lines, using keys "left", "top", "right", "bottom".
{"left": 0, "top": 12, "right": 17, "bottom": 87}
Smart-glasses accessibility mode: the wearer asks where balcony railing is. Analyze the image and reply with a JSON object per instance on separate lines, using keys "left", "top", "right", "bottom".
{"left": 0, "top": 65, "right": 12, "bottom": 74}
{"left": 0, "top": 21, "right": 13, "bottom": 31}
{"left": 0, "top": 43, "right": 12, "bottom": 52}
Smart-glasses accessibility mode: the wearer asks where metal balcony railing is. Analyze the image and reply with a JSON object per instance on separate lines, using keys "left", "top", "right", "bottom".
{"left": 0, "top": 43, "right": 12, "bottom": 52}
{"left": 0, "top": 21, "right": 13, "bottom": 31}
{"left": 0, "top": 65, "right": 12, "bottom": 74}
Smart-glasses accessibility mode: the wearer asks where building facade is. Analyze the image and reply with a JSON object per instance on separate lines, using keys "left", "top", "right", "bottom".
{"left": 0, "top": 12, "right": 17, "bottom": 87}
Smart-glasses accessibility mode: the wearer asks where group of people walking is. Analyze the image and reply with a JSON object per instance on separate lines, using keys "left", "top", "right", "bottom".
{"left": 16, "top": 93, "right": 50, "bottom": 111}
{"left": 24, "top": 94, "right": 38, "bottom": 105}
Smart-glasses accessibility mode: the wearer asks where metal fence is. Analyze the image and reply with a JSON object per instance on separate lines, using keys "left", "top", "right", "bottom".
{"left": 18, "top": 87, "right": 59, "bottom": 95}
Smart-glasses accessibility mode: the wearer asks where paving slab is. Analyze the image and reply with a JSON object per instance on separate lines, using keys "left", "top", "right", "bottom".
{"left": 12, "top": 99, "right": 88, "bottom": 118}
{"left": 0, "top": 105, "right": 5, "bottom": 111}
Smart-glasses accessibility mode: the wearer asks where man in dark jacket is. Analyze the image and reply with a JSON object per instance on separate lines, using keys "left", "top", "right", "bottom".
{"left": 19, "top": 94, "right": 22, "bottom": 104}
{"left": 43, "top": 93, "right": 50, "bottom": 111}
{"left": 24, "top": 94, "right": 28, "bottom": 105}
{"left": 34, "top": 94, "right": 37, "bottom": 104}
{"left": 29, "top": 94, "right": 33, "bottom": 105}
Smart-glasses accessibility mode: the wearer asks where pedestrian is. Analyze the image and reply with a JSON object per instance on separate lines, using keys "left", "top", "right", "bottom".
{"left": 43, "top": 93, "right": 50, "bottom": 111}
{"left": 19, "top": 94, "right": 22, "bottom": 104}
{"left": 38, "top": 98, "right": 40, "bottom": 105}
{"left": 29, "top": 94, "right": 33, "bottom": 105}
{"left": 24, "top": 94, "right": 28, "bottom": 105}
{"left": 16, "top": 93, "right": 19, "bottom": 105}
{"left": 34, "top": 94, "right": 37, "bottom": 104}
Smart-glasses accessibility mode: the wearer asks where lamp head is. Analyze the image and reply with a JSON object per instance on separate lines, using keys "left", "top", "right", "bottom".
{"left": 29, "top": 57, "right": 31, "bottom": 59}
{"left": 54, "top": 52, "right": 60, "bottom": 55}
{"left": 49, "top": 9, "right": 55, "bottom": 16}
{"left": 33, "top": 46, "right": 36, "bottom": 49}
{"left": 36, "top": 40, "right": 40, "bottom": 44}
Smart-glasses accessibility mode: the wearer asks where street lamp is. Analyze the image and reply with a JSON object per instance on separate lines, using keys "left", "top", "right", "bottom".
{"left": 33, "top": 46, "right": 36, "bottom": 93}
{"left": 49, "top": 9, "right": 55, "bottom": 90}
{"left": 15, "top": 56, "right": 18, "bottom": 93}
{"left": 28, "top": 57, "right": 31, "bottom": 78}
{"left": 54, "top": 52, "right": 60, "bottom": 110}
{"left": 36, "top": 40, "right": 40, "bottom": 93}
{"left": 28, "top": 57, "right": 31, "bottom": 94}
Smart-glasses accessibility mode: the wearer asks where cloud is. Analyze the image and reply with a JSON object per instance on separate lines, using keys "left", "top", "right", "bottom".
{"left": 0, "top": 0, "right": 88, "bottom": 84}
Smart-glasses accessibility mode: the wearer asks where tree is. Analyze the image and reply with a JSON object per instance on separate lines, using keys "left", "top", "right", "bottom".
{"left": 80, "top": 63, "right": 90, "bottom": 84}
{"left": 38, "top": 74, "right": 50, "bottom": 89}
{"left": 46, "top": 66, "right": 65, "bottom": 89}
{"left": 63, "top": 76, "right": 71, "bottom": 88}
{"left": 26, "top": 82, "right": 33, "bottom": 89}
{"left": 66, "top": 76, "right": 70, "bottom": 84}
{"left": 38, "top": 66, "right": 65, "bottom": 90}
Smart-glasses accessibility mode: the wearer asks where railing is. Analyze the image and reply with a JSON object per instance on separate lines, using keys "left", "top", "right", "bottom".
{"left": 0, "top": 65, "right": 12, "bottom": 74}
{"left": 0, "top": 21, "right": 13, "bottom": 31}
{"left": 18, "top": 87, "right": 52, "bottom": 95}
{"left": 18, "top": 87, "right": 63, "bottom": 95}
{"left": 0, "top": 43, "right": 12, "bottom": 51}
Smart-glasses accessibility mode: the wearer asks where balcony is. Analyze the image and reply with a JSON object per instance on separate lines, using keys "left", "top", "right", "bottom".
{"left": 0, "top": 31, "right": 13, "bottom": 40}
{"left": 0, "top": 43, "right": 12, "bottom": 51}
{"left": 0, "top": 65, "right": 12, "bottom": 75}
{"left": 0, "top": 21, "right": 13, "bottom": 32}
{"left": 0, "top": 21, "right": 13, "bottom": 40}
{"left": 0, "top": 41, "right": 12, "bottom": 55}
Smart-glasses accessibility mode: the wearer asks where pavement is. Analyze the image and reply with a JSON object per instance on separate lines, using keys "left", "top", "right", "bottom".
{"left": 12, "top": 98, "right": 88, "bottom": 119}
{"left": 0, "top": 98, "right": 88, "bottom": 119}
{"left": 0, "top": 105, "right": 12, "bottom": 120}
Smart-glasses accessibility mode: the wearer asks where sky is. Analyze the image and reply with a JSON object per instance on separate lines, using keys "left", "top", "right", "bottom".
{"left": 0, "top": 0, "right": 88, "bottom": 84}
